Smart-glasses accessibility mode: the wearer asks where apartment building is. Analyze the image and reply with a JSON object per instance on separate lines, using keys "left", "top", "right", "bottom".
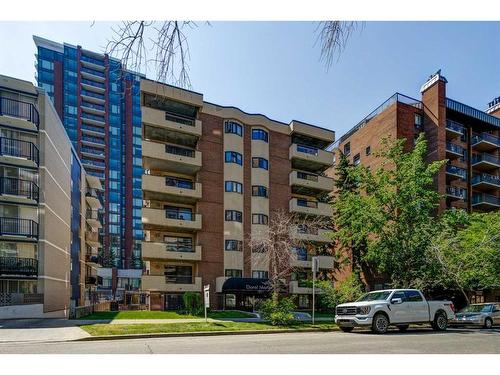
{"left": 329, "top": 71, "right": 500, "bottom": 291}
{"left": 33, "top": 36, "right": 144, "bottom": 298}
{"left": 0, "top": 74, "right": 103, "bottom": 318}
{"left": 140, "top": 79, "right": 335, "bottom": 311}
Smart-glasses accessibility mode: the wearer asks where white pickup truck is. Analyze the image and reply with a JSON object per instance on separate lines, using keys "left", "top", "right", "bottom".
{"left": 335, "top": 289, "right": 455, "bottom": 334}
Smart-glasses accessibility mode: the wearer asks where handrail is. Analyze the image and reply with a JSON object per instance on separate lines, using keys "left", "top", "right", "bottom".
{"left": 0, "top": 137, "right": 39, "bottom": 165}
{"left": 0, "top": 97, "right": 39, "bottom": 129}
{"left": 0, "top": 177, "right": 39, "bottom": 201}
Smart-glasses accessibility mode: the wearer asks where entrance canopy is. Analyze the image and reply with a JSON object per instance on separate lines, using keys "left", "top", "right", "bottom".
{"left": 222, "top": 278, "right": 272, "bottom": 294}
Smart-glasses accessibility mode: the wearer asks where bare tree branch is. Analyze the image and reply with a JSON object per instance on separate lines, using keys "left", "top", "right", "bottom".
{"left": 316, "top": 21, "right": 361, "bottom": 69}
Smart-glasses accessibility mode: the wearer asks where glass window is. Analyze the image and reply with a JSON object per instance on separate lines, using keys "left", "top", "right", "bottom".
{"left": 225, "top": 294, "right": 236, "bottom": 308}
{"left": 166, "top": 176, "right": 194, "bottom": 189}
{"left": 344, "top": 142, "right": 351, "bottom": 156}
{"left": 414, "top": 113, "right": 423, "bottom": 128}
{"left": 365, "top": 146, "right": 371, "bottom": 156}
{"left": 225, "top": 151, "right": 242, "bottom": 165}
{"left": 165, "top": 206, "right": 193, "bottom": 221}
{"left": 225, "top": 121, "right": 243, "bottom": 136}
{"left": 292, "top": 247, "right": 308, "bottom": 261}
{"left": 252, "top": 214, "right": 268, "bottom": 225}
{"left": 252, "top": 270, "right": 268, "bottom": 279}
{"left": 225, "top": 240, "right": 243, "bottom": 251}
{"left": 165, "top": 265, "right": 193, "bottom": 284}
{"left": 252, "top": 157, "right": 268, "bottom": 170}
{"left": 391, "top": 291, "right": 407, "bottom": 302}
{"left": 225, "top": 181, "right": 243, "bottom": 194}
{"left": 252, "top": 128, "right": 268, "bottom": 142}
{"left": 164, "top": 236, "right": 193, "bottom": 252}
{"left": 405, "top": 290, "right": 423, "bottom": 302}
{"left": 225, "top": 269, "right": 242, "bottom": 278}
{"left": 225, "top": 210, "right": 242, "bottom": 222}
{"left": 298, "top": 295, "right": 310, "bottom": 308}
{"left": 353, "top": 153, "right": 360, "bottom": 166}
{"left": 252, "top": 185, "right": 268, "bottom": 197}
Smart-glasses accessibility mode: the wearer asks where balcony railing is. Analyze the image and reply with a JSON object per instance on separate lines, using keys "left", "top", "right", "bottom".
{"left": 446, "top": 142, "right": 465, "bottom": 156}
{"left": 82, "top": 101, "right": 105, "bottom": 112}
{"left": 446, "top": 186, "right": 467, "bottom": 200}
{"left": 0, "top": 177, "right": 39, "bottom": 201}
{"left": 165, "top": 112, "right": 195, "bottom": 126}
{"left": 81, "top": 158, "right": 106, "bottom": 168}
{"left": 0, "top": 97, "right": 39, "bottom": 128}
{"left": 445, "top": 164, "right": 467, "bottom": 179}
{"left": 472, "top": 153, "right": 500, "bottom": 166}
{"left": 81, "top": 124, "right": 106, "bottom": 135}
{"left": 81, "top": 112, "right": 106, "bottom": 123}
{"left": 165, "top": 209, "right": 195, "bottom": 221}
{"left": 0, "top": 257, "right": 38, "bottom": 277}
{"left": 165, "top": 144, "right": 195, "bottom": 158}
{"left": 472, "top": 133, "right": 500, "bottom": 147}
{"left": 0, "top": 137, "right": 39, "bottom": 165}
{"left": 0, "top": 217, "right": 38, "bottom": 238}
{"left": 81, "top": 78, "right": 106, "bottom": 90}
{"left": 472, "top": 193, "right": 500, "bottom": 206}
{"left": 472, "top": 173, "right": 500, "bottom": 187}
{"left": 0, "top": 293, "right": 43, "bottom": 306}
{"left": 81, "top": 54, "right": 105, "bottom": 67}
{"left": 446, "top": 119, "right": 465, "bottom": 135}
{"left": 81, "top": 146, "right": 105, "bottom": 157}
{"left": 166, "top": 243, "right": 195, "bottom": 253}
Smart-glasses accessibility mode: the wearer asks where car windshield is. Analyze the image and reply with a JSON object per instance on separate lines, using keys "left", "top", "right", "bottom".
{"left": 356, "top": 291, "right": 391, "bottom": 302}
{"left": 459, "top": 304, "right": 492, "bottom": 313}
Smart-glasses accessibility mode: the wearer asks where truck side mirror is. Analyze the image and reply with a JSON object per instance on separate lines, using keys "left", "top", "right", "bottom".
{"left": 391, "top": 298, "right": 403, "bottom": 304}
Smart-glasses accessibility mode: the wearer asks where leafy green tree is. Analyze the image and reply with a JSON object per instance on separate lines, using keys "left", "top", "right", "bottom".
{"left": 260, "top": 293, "right": 296, "bottom": 326}
{"left": 317, "top": 274, "right": 364, "bottom": 312}
{"left": 182, "top": 292, "right": 203, "bottom": 315}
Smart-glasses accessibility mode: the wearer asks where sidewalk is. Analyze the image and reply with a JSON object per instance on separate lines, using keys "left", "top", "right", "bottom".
{"left": 0, "top": 319, "right": 90, "bottom": 343}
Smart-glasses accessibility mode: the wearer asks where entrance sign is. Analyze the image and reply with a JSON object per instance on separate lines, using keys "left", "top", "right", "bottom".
{"left": 204, "top": 284, "right": 210, "bottom": 322}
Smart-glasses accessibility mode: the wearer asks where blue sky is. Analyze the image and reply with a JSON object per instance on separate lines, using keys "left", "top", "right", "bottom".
{"left": 0, "top": 21, "right": 499, "bottom": 138}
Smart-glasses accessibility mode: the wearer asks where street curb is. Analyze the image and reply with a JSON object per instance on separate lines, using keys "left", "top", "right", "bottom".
{"left": 76, "top": 327, "right": 339, "bottom": 341}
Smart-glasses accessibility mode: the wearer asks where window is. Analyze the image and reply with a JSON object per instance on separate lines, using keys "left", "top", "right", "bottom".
{"left": 225, "top": 151, "right": 242, "bottom": 165}
{"left": 405, "top": 290, "right": 423, "bottom": 302}
{"left": 252, "top": 270, "right": 269, "bottom": 279}
{"left": 252, "top": 185, "right": 268, "bottom": 198}
{"left": 164, "top": 236, "right": 193, "bottom": 252}
{"left": 344, "top": 142, "right": 351, "bottom": 156}
{"left": 292, "top": 247, "right": 308, "bottom": 261}
{"left": 252, "top": 157, "right": 268, "bottom": 170}
{"left": 225, "top": 240, "right": 243, "bottom": 251}
{"left": 225, "top": 269, "right": 242, "bottom": 278}
{"left": 165, "top": 206, "right": 193, "bottom": 221}
{"left": 225, "top": 121, "right": 243, "bottom": 136}
{"left": 225, "top": 210, "right": 242, "bottom": 222}
{"left": 225, "top": 181, "right": 243, "bottom": 194}
{"left": 252, "top": 128, "right": 268, "bottom": 142}
{"left": 225, "top": 294, "right": 236, "bottom": 308}
{"left": 252, "top": 214, "right": 268, "bottom": 225}
{"left": 391, "top": 291, "right": 406, "bottom": 302}
{"left": 166, "top": 176, "right": 194, "bottom": 190}
{"left": 365, "top": 146, "right": 371, "bottom": 156}
{"left": 298, "top": 295, "right": 310, "bottom": 308}
{"left": 353, "top": 153, "right": 360, "bottom": 166}
{"left": 414, "top": 113, "right": 423, "bottom": 128}
{"left": 165, "top": 265, "right": 193, "bottom": 284}
{"left": 297, "top": 199, "right": 317, "bottom": 208}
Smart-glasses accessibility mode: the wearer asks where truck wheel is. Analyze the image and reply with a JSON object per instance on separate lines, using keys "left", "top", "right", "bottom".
{"left": 371, "top": 313, "right": 389, "bottom": 334}
{"left": 432, "top": 311, "right": 448, "bottom": 331}
{"left": 340, "top": 327, "right": 354, "bottom": 333}
{"left": 397, "top": 325, "right": 409, "bottom": 332}
{"left": 483, "top": 318, "right": 493, "bottom": 329}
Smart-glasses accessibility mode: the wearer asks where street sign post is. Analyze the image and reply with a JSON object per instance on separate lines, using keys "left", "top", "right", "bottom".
{"left": 311, "top": 256, "right": 319, "bottom": 325}
{"left": 204, "top": 284, "right": 210, "bottom": 323}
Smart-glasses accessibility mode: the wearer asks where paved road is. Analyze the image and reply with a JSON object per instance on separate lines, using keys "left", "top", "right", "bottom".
{"left": 0, "top": 327, "right": 498, "bottom": 354}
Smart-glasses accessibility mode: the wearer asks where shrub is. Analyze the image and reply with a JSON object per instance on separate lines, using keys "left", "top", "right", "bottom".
{"left": 260, "top": 293, "right": 296, "bottom": 326}
{"left": 318, "top": 274, "right": 364, "bottom": 312}
{"left": 182, "top": 292, "right": 203, "bottom": 315}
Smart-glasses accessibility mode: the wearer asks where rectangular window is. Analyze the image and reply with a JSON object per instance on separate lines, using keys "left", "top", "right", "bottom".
{"left": 164, "top": 236, "right": 193, "bottom": 252}
{"left": 165, "top": 265, "right": 193, "bottom": 284}
{"left": 225, "top": 269, "right": 242, "bottom": 278}
{"left": 225, "top": 210, "right": 242, "bottom": 222}
{"left": 165, "top": 206, "right": 193, "bottom": 221}
{"left": 297, "top": 199, "right": 318, "bottom": 208}
{"left": 225, "top": 151, "right": 243, "bottom": 165}
{"left": 252, "top": 157, "right": 268, "bottom": 170}
{"left": 252, "top": 214, "right": 269, "bottom": 225}
{"left": 166, "top": 176, "right": 194, "bottom": 190}
{"left": 251, "top": 128, "right": 268, "bottom": 142}
{"left": 298, "top": 295, "right": 310, "bottom": 308}
{"left": 225, "top": 240, "right": 243, "bottom": 251}
{"left": 225, "top": 181, "right": 243, "bottom": 194}
{"left": 252, "top": 270, "right": 269, "bottom": 279}
{"left": 252, "top": 185, "right": 268, "bottom": 198}
{"left": 224, "top": 121, "right": 243, "bottom": 136}
{"left": 414, "top": 113, "right": 423, "bottom": 128}
{"left": 353, "top": 153, "right": 360, "bottom": 166}
{"left": 365, "top": 146, "right": 371, "bottom": 156}
{"left": 344, "top": 142, "right": 351, "bottom": 156}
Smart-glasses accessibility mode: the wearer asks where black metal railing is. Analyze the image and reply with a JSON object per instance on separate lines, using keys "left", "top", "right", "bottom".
{"left": 0, "top": 137, "right": 39, "bottom": 165}
{"left": 0, "top": 97, "right": 39, "bottom": 128}
{"left": 446, "top": 142, "right": 465, "bottom": 155}
{"left": 0, "top": 293, "right": 43, "bottom": 306}
{"left": 445, "top": 164, "right": 467, "bottom": 179}
{"left": 446, "top": 186, "right": 467, "bottom": 200}
{"left": 472, "top": 133, "right": 500, "bottom": 147}
{"left": 0, "top": 217, "right": 38, "bottom": 238}
{"left": 165, "top": 144, "right": 195, "bottom": 158}
{"left": 472, "top": 153, "right": 500, "bottom": 166}
{"left": 446, "top": 119, "right": 465, "bottom": 135}
{"left": 0, "top": 257, "right": 38, "bottom": 277}
{"left": 472, "top": 193, "right": 500, "bottom": 206}
{"left": 0, "top": 177, "right": 39, "bottom": 201}
{"left": 471, "top": 173, "right": 500, "bottom": 187}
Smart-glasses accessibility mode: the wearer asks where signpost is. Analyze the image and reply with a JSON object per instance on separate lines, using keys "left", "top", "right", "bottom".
{"left": 204, "top": 284, "right": 210, "bottom": 323}
{"left": 311, "top": 256, "right": 319, "bottom": 325}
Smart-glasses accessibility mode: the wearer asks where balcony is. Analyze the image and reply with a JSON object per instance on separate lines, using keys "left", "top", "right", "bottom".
{"left": 290, "top": 252, "right": 334, "bottom": 269}
{"left": 0, "top": 257, "right": 38, "bottom": 277}
{"left": 472, "top": 153, "right": 500, "bottom": 171}
{"left": 294, "top": 228, "right": 331, "bottom": 243}
{"left": 445, "top": 120, "right": 465, "bottom": 138}
{"left": 471, "top": 173, "right": 500, "bottom": 191}
{"left": 142, "top": 242, "right": 202, "bottom": 261}
{"left": 86, "top": 211, "right": 102, "bottom": 229}
{"left": 445, "top": 164, "right": 467, "bottom": 180}
{"left": 81, "top": 123, "right": 106, "bottom": 137}
{"left": 289, "top": 170, "right": 334, "bottom": 194}
{"left": 0, "top": 217, "right": 38, "bottom": 239}
{"left": 81, "top": 101, "right": 105, "bottom": 115}
{"left": 85, "top": 230, "right": 100, "bottom": 247}
{"left": 0, "top": 177, "right": 39, "bottom": 202}
{"left": 445, "top": 185, "right": 467, "bottom": 201}
{"left": 85, "top": 254, "right": 99, "bottom": 266}
{"left": 86, "top": 276, "right": 98, "bottom": 285}
{"left": 445, "top": 142, "right": 465, "bottom": 159}
{"left": 472, "top": 193, "right": 500, "bottom": 210}
{"left": 85, "top": 190, "right": 102, "bottom": 210}
{"left": 471, "top": 133, "right": 500, "bottom": 152}
{"left": 0, "top": 293, "right": 44, "bottom": 307}
{"left": 142, "top": 275, "right": 202, "bottom": 292}
{"left": 0, "top": 97, "right": 39, "bottom": 131}
{"left": 81, "top": 146, "right": 105, "bottom": 159}
{"left": 289, "top": 198, "right": 332, "bottom": 217}
{"left": 142, "top": 174, "right": 202, "bottom": 203}
{"left": 142, "top": 140, "right": 202, "bottom": 174}
{"left": 81, "top": 89, "right": 105, "bottom": 104}
{"left": 142, "top": 106, "right": 202, "bottom": 138}
{"left": 81, "top": 112, "right": 106, "bottom": 127}
{"left": 0, "top": 137, "right": 39, "bottom": 167}
{"left": 81, "top": 134, "right": 105, "bottom": 148}
{"left": 289, "top": 143, "right": 334, "bottom": 172}
{"left": 80, "top": 66, "right": 106, "bottom": 82}
{"left": 142, "top": 207, "right": 202, "bottom": 231}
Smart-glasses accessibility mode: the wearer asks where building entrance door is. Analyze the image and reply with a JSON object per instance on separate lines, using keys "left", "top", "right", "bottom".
{"left": 165, "top": 294, "right": 183, "bottom": 310}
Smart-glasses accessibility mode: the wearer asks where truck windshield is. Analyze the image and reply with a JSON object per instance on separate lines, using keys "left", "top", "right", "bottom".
{"left": 459, "top": 304, "right": 493, "bottom": 313}
{"left": 356, "top": 291, "right": 391, "bottom": 302}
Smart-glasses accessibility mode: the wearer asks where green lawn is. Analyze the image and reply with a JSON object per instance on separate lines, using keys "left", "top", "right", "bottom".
{"left": 78, "top": 310, "right": 256, "bottom": 320}
{"left": 81, "top": 321, "right": 337, "bottom": 336}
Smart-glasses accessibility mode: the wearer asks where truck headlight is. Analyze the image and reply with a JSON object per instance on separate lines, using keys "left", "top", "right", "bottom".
{"left": 357, "top": 306, "right": 371, "bottom": 315}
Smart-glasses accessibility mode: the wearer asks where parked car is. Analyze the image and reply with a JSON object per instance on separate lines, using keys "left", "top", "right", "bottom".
{"left": 450, "top": 303, "right": 500, "bottom": 329}
{"left": 335, "top": 289, "right": 455, "bottom": 334}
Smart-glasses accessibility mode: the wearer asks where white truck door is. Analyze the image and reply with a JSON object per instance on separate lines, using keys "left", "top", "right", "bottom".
{"left": 389, "top": 291, "right": 408, "bottom": 323}
{"left": 405, "top": 290, "right": 428, "bottom": 322}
